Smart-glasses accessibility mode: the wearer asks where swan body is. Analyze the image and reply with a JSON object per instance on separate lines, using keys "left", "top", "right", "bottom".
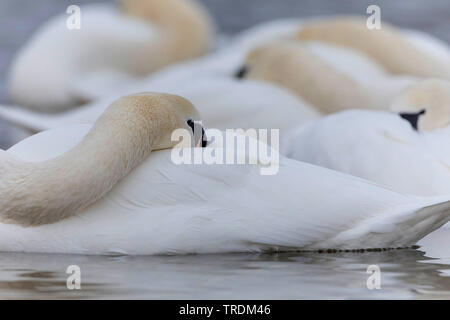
{"left": 0, "top": 93, "right": 450, "bottom": 255}
{"left": 0, "top": 72, "right": 320, "bottom": 135}
{"left": 7, "top": 0, "right": 214, "bottom": 112}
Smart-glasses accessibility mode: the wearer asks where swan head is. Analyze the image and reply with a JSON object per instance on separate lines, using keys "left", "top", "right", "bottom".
{"left": 95, "top": 92, "right": 206, "bottom": 151}
{"left": 390, "top": 79, "right": 450, "bottom": 131}
{"left": 235, "top": 42, "right": 320, "bottom": 85}
{"left": 236, "top": 42, "right": 371, "bottom": 113}
{"left": 235, "top": 43, "right": 290, "bottom": 81}
{"left": 120, "top": 0, "right": 214, "bottom": 59}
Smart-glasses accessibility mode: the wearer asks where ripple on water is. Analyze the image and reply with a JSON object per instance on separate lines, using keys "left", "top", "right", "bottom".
{"left": 0, "top": 248, "right": 449, "bottom": 299}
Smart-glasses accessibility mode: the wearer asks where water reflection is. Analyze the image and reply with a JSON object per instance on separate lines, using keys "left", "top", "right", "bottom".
{"left": 0, "top": 247, "right": 449, "bottom": 299}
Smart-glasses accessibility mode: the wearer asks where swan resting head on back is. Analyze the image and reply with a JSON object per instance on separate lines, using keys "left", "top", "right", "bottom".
{"left": 296, "top": 16, "right": 450, "bottom": 79}
{"left": 390, "top": 79, "right": 450, "bottom": 131}
{"left": 0, "top": 93, "right": 204, "bottom": 227}
{"left": 238, "top": 42, "right": 372, "bottom": 114}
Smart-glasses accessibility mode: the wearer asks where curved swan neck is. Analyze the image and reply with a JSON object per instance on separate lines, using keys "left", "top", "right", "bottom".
{"left": 246, "top": 45, "right": 372, "bottom": 114}
{"left": 0, "top": 95, "right": 176, "bottom": 226}
{"left": 121, "top": 0, "right": 213, "bottom": 62}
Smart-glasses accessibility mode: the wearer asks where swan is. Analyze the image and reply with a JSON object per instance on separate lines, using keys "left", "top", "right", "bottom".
{"left": 0, "top": 65, "right": 320, "bottom": 136}
{"left": 275, "top": 78, "right": 450, "bottom": 258}
{"left": 239, "top": 41, "right": 417, "bottom": 114}
{"left": 281, "top": 79, "right": 450, "bottom": 197}
{"left": 2, "top": 92, "right": 450, "bottom": 255}
{"left": 7, "top": 0, "right": 214, "bottom": 112}
{"left": 297, "top": 16, "right": 450, "bottom": 79}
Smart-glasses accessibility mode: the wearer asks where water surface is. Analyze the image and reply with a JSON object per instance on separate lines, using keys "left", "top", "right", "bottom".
{"left": 1, "top": 238, "right": 450, "bottom": 299}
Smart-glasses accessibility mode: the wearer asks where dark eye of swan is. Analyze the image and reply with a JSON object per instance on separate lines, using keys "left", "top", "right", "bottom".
{"left": 187, "top": 119, "right": 208, "bottom": 148}
{"left": 235, "top": 65, "right": 249, "bottom": 79}
{"left": 399, "top": 109, "right": 426, "bottom": 131}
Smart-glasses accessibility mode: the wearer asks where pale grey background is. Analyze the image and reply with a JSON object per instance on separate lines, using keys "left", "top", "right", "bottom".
{"left": 1, "top": 0, "right": 449, "bottom": 147}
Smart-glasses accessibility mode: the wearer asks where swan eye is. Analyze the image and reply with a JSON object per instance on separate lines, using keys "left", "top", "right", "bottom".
{"left": 235, "top": 65, "right": 249, "bottom": 79}
{"left": 187, "top": 120, "right": 208, "bottom": 148}
{"left": 399, "top": 109, "right": 426, "bottom": 131}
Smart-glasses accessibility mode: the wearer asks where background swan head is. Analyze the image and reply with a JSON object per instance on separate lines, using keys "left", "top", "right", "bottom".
{"left": 237, "top": 42, "right": 371, "bottom": 114}
{"left": 120, "top": 0, "right": 214, "bottom": 61}
{"left": 296, "top": 16, "right": 450, "bottom": 79}
{"left": 390, "top": 79, "right": 450, "bottom": 131}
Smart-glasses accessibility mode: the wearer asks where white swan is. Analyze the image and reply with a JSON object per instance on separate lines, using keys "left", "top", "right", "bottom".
{"left": 241, "top": 41, "right": 418, "bottom": 114}
{"left": 0, "top": 18, "right": 323, "bottom": 135}
{"left": 297, "top": 16, "right": 450, "bottom": 79}
{"left": 0, "top": 66, "right": 320, "bottom": 136}
{"left": 7, "top": 0, "right": 214, "bottom": 112}
{"left": 2, "top": 92, "right": 450, "bottom": 255}
{"left": 281, "top": 79, "right": 450, "bottom": 197}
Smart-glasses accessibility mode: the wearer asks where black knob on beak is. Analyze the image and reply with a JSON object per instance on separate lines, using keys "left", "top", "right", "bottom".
{"left": 235, "top": 65, "right": 249, "bottom": 79}
{"left": 399, "top": 109, "right": 426, "bottom": 131}
{"left": 187, "top": 119, "right": 208, "bottom": 148}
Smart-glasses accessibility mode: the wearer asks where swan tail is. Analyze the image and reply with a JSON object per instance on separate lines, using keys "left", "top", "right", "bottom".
{"left": 0, "top": 105, "right": 55, "bottom": 132}
{"left": 312, "top": 197, "right": 450, "bottom": 250}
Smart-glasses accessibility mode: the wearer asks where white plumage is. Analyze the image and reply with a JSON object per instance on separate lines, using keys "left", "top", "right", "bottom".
{"left": 1, "top": 96, "right": 450, "bottom": 255}
{"left": 7, "top": 0, "right": 214, "bottom": 111}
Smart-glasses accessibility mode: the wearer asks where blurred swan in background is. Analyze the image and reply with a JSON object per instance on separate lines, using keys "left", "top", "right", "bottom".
{"left": 7, "top": 0, "right": 214, "bottom": 112}
{"left": 2, "top": 93, "right": 450, "bottom": 254}
{"left": 271, "top": 78, "right": 450, "bottom": 257}
{"left": 0, "top": 19, "right": 319, "bottom": 136}
{"left": 281, "top": 79, "right": 450, "bottom": 197}
{"left": 240, "top": 41, "right": 415, "bottom": 114}
{"left": 1, "top": 16, "right": 449, "bottom": 136}
{"left": 0, "top": 75, "right": 320, "bottom": 136}
{"left": 237, "top": 17, "right": 450, "bottom": 114}
{"left": 297, "top": 17, "right": 450, "bottom": 79}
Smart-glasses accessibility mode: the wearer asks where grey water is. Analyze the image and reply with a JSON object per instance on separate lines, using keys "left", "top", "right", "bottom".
{"left": 1, "top": 246, "right": 450, "bottom": 299}
{"left": 0, "top": 0, "right": 450, "bottom": 299}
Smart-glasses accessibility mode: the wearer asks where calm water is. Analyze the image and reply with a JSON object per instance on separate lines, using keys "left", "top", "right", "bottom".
{"left": 1, "top": 238, "right": 450, "bottom": 299}
{"left": 1, "top": 0, "right": 450, "bottom": 299}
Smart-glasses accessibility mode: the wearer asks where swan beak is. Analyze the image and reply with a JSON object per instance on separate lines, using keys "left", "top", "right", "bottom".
{"left": 235, "top": 65, "right": 249, "bottom": 79}
{"left": 196, "top": 127, "right": 208, "bottom": 148}
{"left": 399, "top": 109, "right": 426, "bottom": 131}
{"left": 187, "top": 119, "right": 208, "bottom": 148}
